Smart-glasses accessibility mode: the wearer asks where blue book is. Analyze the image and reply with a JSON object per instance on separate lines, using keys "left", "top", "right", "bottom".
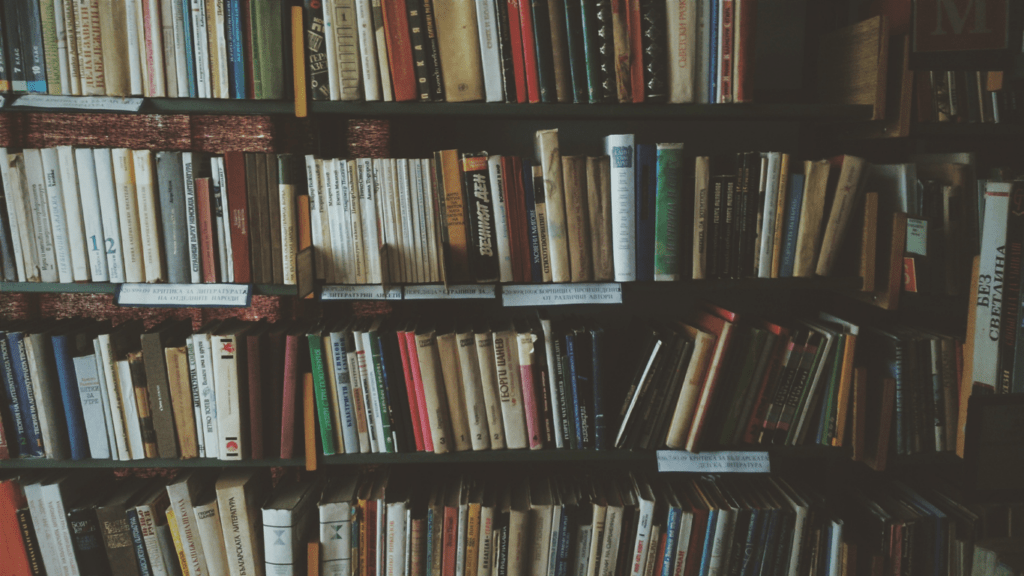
{"left": 6, "top": 331, "right": 43, "bottom": 457}
{"left": 523, "top": 160, "right": 543, "bottom": 283}
{"left": 778, "top": 173, "right": 805, "bottom": 278}
{"left": 225, "top": 0, "right": 246, "bottom": 98}
{"left": 747, "top": 506, "right": 777, "bottom": 576}
{"left": 589, "top": 326, "right": 606, "bottom": 450}
{"left": 0, "top": 332, "right": 27, "bottom": 456}
{"left": 181, "top": 0, "right": 198, "bottom": 98}
{"left": 565, "top": 332, "right": 584, "bottom": 447}
{"left": 554, "top": 507, "right": 571, "bottom": 576}
{"left": 126, "top": 508, "right": 153, "bottom": 576}
{"left": 51, "top": 333, "right": 89, "bottom": 460}
{"left": 21, "top": 0, "right": 46, "bottom": 93}
{"left": 709, "top": 0, "right": 718, "bottom": 103}
{"left": 634, "top": 144, "right": 657, "bottom": 282}
{"left": 698, "top": 509, "right": 719, "bottom": 576}
{"left": 661, "top": 499, "right": 682, "bottom": 576}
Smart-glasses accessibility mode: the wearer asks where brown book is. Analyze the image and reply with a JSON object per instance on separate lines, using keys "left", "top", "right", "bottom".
{"left": 256, "top": 154, "right": 273, "bottom": 284}
{"left": 247, "top": 323, "right": 270, "bottom": 460}
{"left": 436, "top": 150, "right": 471, "bottom": 282}
{"left": 97, "top": 479, "right": 148, "bottom": 576}
{"left": 792, "top": 159, "right": 830, "bottom": 278}
{"left": 561, "top": 155, "right": 592, "bottom": 282}
{"left": 98, "top": 0, "right": 130, "bottom": 97}
{"left": 586, "top": 156, "right": 614, "bottom": 281}
{"left": 224, "top": 151, "right": 252, "bottom": 283}
{"left": 859, "top": 192, "right": 878, "bottom": 292}
{"left": 816, "top": 15, "right": 889, "bottom": 121}
{"left": 957, "top": 255, "right": 980, "bottom": 458}
{"left": 140, "top": 320, "right": 191, "bottom": 459}
{"left": 298, "top": 194, "right": 312, "bottom": 251}
{"left": 267, "top": 154, "right": 285, "bottom": 285}
{"left": 415, "top": 324, "right": 454, "bottom": 454}
{"left": 433, "top": 0, "right": 485, "bottom": 102}
{"left": 164, "top": 340, "right": 198, "bottom": 459}
{"left": 610, "top": 0, "right": 631, "bottom": 102}
{"left": 244, "top": 154, "right": 266, "bottom": 284}
{"left": 436, "top": 328, "right": 472, "bottom": 452}
{"left": 865, "top": 377, "right": 896, "bottom": 472}
{"left": 546, "top": 0, "right": 572, "bottom": 102}
{"left": 816, "top": 155, "right": 866, "bottom": 276}
{"left": 304, "top": 373, "right": 317, "bottom": 470}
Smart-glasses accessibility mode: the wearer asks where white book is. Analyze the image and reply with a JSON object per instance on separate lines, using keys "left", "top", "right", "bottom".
{"left": 410, "top": 159, "right": 430, "bottom": 283}
{"left": 473, "top": 329, "right": 505, "bottom": 449}
{"left": 666, "top": 0, "right": 696, "bottom": 103}
{"left": 74, "top": 148, "right": 110, "bottom": 281}
{"left": 360, "top": 330, "right": 388, "bottom": 453}
{"left": 136, "top": 498, "right": 171, "bottom": 576}
{"left": 326, "top": 159, "right": 347, "bottom": 284}
{"left": 91, "top": 337, "right": 121, "bottom": 459}
{"left": 319, "top": 478, "right": 357, "bottom": 576}
{"left": 156, "top": 524, "right": 179, "bottom": 576}
{"left": 353, "top": 0, "right": 380, "bottom": 101}
{"left": 115, "top": 358, "right": 146, "bottom": 459}
{"left": 160, "top": 0, "right": 178, "bottom": 97}
{"left": 342, "top": 159, "right": 368, "bottom": 284}
{"left": 475, "top": 0, "right": 503, "bottom": 102}
{"left": 317, "top": 159, "right": 337, "bottom": 283}
{"left": 359, "top": 158, "right": 381, "bottom": 283}
{"left": 211, "top": 0, "right": 230, "bottom": 98}
{"left": 194, "top": 497, "right": 230, "bottom": 575}
{"left": 397, "top": 159, "right": 417, "bottom": 283}
{"left": 126, "top": 0, "right": 145, "bottom": 95}
{"left": 23, "top": 333, "right": 69, "bottom": 459}
{"left": 184, "top": 336, "right": 205, "bottom": 457}
{"left": 373, "top": 159, "right": 394, "bottom": 283}
{"left": 672, "top": 507, "right": 694, "bottom": 576}
{"left": 214, "top": 157, "right": 233, "bottom": 282}
{"left": 538, "top": 316, "right": 563, "bottom": 448}
{"left": 23, "top": 150, "right": 58, "bottom": 282}
{"left": 548, "top": 502, "right": 562, "bottom": 576}
{"left": 195, "top": 332, "right": 221, "bottom": 459}
{"left": 828, "top": 519, "right": 842, "bottom": 576}
{"left": 26, "top": 476, "right": 83, "bottom": 576}
{"left": 329, "top": 330, "right": 359, "bottom": 453}
{"left": 974, "top": 182, "right": 1011, "bottom": 392}
{"left": 215, "top": 470, "right": 267, "bottom": 576}
{"left": 281, "top": 161, "right": 298, "bottom": 285}
{"left": 38, "top": 148, "right": 74, "bottom": 283}
{"left": 488, "top": 155, "right": 513, "bottom": 283}
{"left": 756, "top": 152, "right": 782, "bottom": 278}
{"left": 145, "top": 0, "right": 168, "bottom": 97}
{"left": 263, "top": 480, "right": 320, "bottom": 576}
{"left": 170, "top": 0, "right": 191, "bottom": 97}
{"left": 597, "top": 496, "right": 622, "bottom": 576}
{"left": 323, "top": 0, "right": 342, "bottom": 101}
{"left": 0, "top": 148, "right": 31, "bottom": 281}
{"left": 132, "top": 150, "right": 164, "bottom": 282}
{"left": 112, "top": 148, "right": 145, "bottom": 283}
{"left": 191, "top": 0, "right": 212, "bottom": 98}
{"left": 22, "top": 482, "right": 60, "bottom": 575}
{"left": 93, "top": 148, "right": 127, "bottom": 283}
{"left": 456, "top": 495, "right": 468, "bottom": 576}
{"left": 167, "top": 472, "right": 211, "bottom": 576}
{"left": 56, "top": 147, "right": 88, "bottom": 281}
{"left": 456, "top": 326, "right": 491, "bottom": 451}
{"left": 95, "top": 334, "right": 131, "bottom": 460}
{"left": 604, "top": 135, "right": 636, "bottom": 282}
{"left": 72, "top": 355, "right": 111, "bottom": 459}
{"left": 345, "top": 343, "right": 371, "bottom": 454}
{"left": 629, "top": 477, "right": 655, "bottom": 576}
{"left": 492, "top": 328, "right": 527, "bottom": 449}
{"left": 183, "top": 152, "right": 202, "bottom": 283}
{"left": 382, "top": 159, "right": 403, "bottom": 283}
{"left": 372, "top": 2, "right": 393, "bottom": 102}
{"left": 421, "top": 160, "right": 441, "bottom": 282}
{"left": 212, "top": 327, "right": 244, "bottom": 460}
{"left": 54, "top": 0, "right": 72, "bottom": 94}
{"left": 387, "top": 499, "right": 409, "bottom": 576}
{"left": 352, "top": 330, "right": 379, "bottom": 453}
{"left": 305, "top": 155, "right": 327, "bottom": 280}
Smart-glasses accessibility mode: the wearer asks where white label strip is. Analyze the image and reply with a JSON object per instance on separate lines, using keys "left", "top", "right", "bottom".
{"left": 501, "top": 283, "right": 623, "bottom": 306}
{"left": 321, "top": 285, "right": 403, "bottom": 300}
{"left": 656, "top": 450, "right": 771, "bottom": 473}
{"left": 116, "top": 283, "right": 252, "bottom": 307}
{"left": 13, "top": 95, "right": 145, "bottom": 112}
{"left": 404, "top": 284, "right": 497, "bottom": 299}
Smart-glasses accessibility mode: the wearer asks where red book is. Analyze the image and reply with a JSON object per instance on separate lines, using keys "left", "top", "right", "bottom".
{"left": 502, "top": 156, "right": 524, "bottom": 283}
{"left": 741, "top": 321, "right": 791, "bottom": 444}
{"left": 514, "top": 322, "right": 543, "bottom": 450}
{"left": 627, "top": 0, "right": 643, "bottom": 103}
{"left": 685, "top": 310, "right": 736, "bottom": 451}
{"left": 396, "top": 328, "right": 425, "bottom": 451}
{"left": 365, "top": 498, "right": 378, "bottom": 576}
{"left": 381, "top": 0, "right": 418, "bottom": 102}
{"left": 224, "top": 151, "right": 252, "bottom": 283}
{"left": 246, "top": 326, "right": 265, "bottom": 460}
{"left": 266, "top": 325, "right": 287, "bottom": 458}
{"left": 516, "top": 0, "right": 540, "bottom": 103}
{"left": 719, "top": 0, "right": 735, "bottom": 102}
{"left": 683, "top": 498, "right": 710, "bottom": 576}
{"left": 241, "top": 0, "right": 255, "bottom": 98}
{"left": 280, "top": 330, "right": 301, "bottom": 458}
{"left": 403, "top": 330, "right": 433, "bottom": 452}
{"left": 506, "top": 0, "right": 528, "bottom": 103}
{"left": 195, "top": 178, "right": 218, "bottom": 283}
{"left": 141, "top": 0, "right": 159, "bottom": 96}
{"left": 734, "top": 0, "right": 757, "bottom": 102}
{"left": 0, "top": 479, "right": 32, "bottom": 575}
{"left": 442, "top": 483, "right": 460, "bottom": 576}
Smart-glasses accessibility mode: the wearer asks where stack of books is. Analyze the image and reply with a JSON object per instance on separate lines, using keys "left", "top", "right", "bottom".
{"left": 0, "top": 0, "right": 291, "bottom": 99}
{"left": 916, "top": 70, "right": 1021, "bottom": 124}
{"left": 303, "top": 0, "right": 758, "bottom": 104}
{"left": 0, "top": 468, "right": 991, "bottom": 576}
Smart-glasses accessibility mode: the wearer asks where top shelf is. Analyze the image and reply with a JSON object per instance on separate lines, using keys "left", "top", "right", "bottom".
{"left": 0, "top": 95, "right": 875, "bottom": 122}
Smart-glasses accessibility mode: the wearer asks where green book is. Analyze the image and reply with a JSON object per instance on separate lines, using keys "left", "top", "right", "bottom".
{"left": 654, "top": 143, "right": 685, "bottom": 281}
{"left": 579, "top": 0, "right": 601, "bottom": 103}
{"left": 248, "top": 0, "right": 263, "bottom": 98}
{"left": 366, "top": 319, "right": 395, "bottom": 453}
{"left": 39, "top": 0, "right": 60, "bottom": 95}
{"left": 307, "top": 329, "right": 336, "bottom": 456}
{"left": 816, "top": 333, "right": 847, "bottom": 446}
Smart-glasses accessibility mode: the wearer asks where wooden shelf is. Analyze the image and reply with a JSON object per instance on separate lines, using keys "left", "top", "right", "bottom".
{"left": 0, "top": 282, "right": 297, "bottom": 296}
{"left": 911, "top": 122, "right": 1024, "bottom": 137}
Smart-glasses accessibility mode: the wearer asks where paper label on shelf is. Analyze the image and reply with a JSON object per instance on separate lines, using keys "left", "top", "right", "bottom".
{"left": 906, "top": 218, "right": 927, "bottom": 255}
{"left": 404, "top": 284, "right": 496, "bottom": 299}
{"left": 501, "top": 283, "right": 622, "bottom": 306}
{"left": 116, "top": 283, "right": 252, "bottom": 307}
{"left": 656, "top": 450, "right": 771, "bottom": 473}
{"left": 13, "top": 94, "right": 145, "bottom": 111}
{"left": 321, "top": 285, "right": 403, "bottom": 300}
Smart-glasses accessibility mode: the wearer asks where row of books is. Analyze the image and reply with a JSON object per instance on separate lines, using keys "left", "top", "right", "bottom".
{"left": 0, "top": 468, "right": 992, "bottom": 576}
{"left": 303, "top": 0, "right": 756, "bottom": 104}
{"left": 0, "top": 146, "right": 304, "bottom": 285}
{"left": 0, "top": 0, "right": 291, "bottom": 99}
{"left": 916, "top": 69, "right": 1021, "bottom": 124}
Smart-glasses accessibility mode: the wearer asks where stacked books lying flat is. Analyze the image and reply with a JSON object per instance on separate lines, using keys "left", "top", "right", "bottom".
{"left": 0, "top": 0, "right": 291, "bottom": 99}
{"left": 0, "top": 147, "right": 305, "bottom": 285}
{"left": 0, "top": 468, "right": 993, "bottom": 576}
{"left": 916, "top": 70, "right": 1021, "bottom": 124}
{"left": 302, "top": 0, "right": 757, "bottom": 104}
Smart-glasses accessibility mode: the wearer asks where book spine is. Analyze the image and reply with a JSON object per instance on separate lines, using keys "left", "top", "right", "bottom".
{"left": 815, "top": 156, "right": 865, "bottom": 276}
{"left": 505, "top": 0, "right": 527, "bottom": 103}
{"left": 0, "top": 337, "right": 29, "bottom": 457}
{"left": 489, "top": 155, "right": 515, "bottom": 283}
{"left": 91, "top": 149, "right": 125, "bottom": 283}
{"left": 212, "top": 332, "right": 243, "bottom": 460}
{"left": 155, "top": 151, "right": 189, "bottom": 284}
{"left": 0, "top": 7, "right": 14, "bottom": 92}
{"left": 132, "top": 150, "right": 165, "bottom": 282}
{"left": 562, "top": 155, "right": 592, "bottom": 282}
{"left": 403, "top": 0, "right": 430, "bottom": 101}
{"left": 666, "top": 0, "right": 695, "bottom": 103}
{"left": 308, "top": 333, "right": 337, "bottom": 455}
{"left": 778, "top": 173, "right": 804, "bottom": 278}
{"left": 180, "top": 152, "right": 202, "bottom": 283}
{"left": 493, "top": 0, "right": 516, "bottom": 103}
{"left": 530, "top": 0, "right": 556, "bottom": 103}
{"left": 522, "top": 160, "right": 543, "bottom": 282}
{"left": 493, "top": 330, "right": 528, "bottom": 449}
{"left": 609, "top": 0, "right": 630, "bottom": 102}
{"left": 24, "top": 0, "right": 48, "bottom": 93}
{"left": 51, "top": 335, "right": 88, "bottom": 460}
{"left": 38, "top": 148, "right": 73, "bottom": 283}
{"left": 976, "top": 186, "right": 1011, "bottom": 392}
{"left": 536, "top": 129, "right": 570, "bottom": 283}
{"left": 56, "top": 146, "right": 90, "bottom": 282}
{"left": 562, "top": 0, "right": 586, "bottom": 103}
{"left": 62, "top": 0, "right": 80, "bottom": 95}
{"left": 476, "top": 0, "right": 503, "bottom": 102}
{"left": 367, "top": 331, "right": 396, "bottom": 453}
{"left": 41, "top": 0, "right": 62, "bottom": 94}
{"left": 143, "top": 0, "right": 166, "bottom": 97}
{"left": 223, "top": 0, "right": 244, "bottom": 98}
{"left": 128, "top": 509, "right": 154, "bottom": 576}
{"left": 5, "top": 3, "right": 26, "bottom": 93}
{"left": 1000, "top": 182, "right": 1024, "bottom": 393}
{"left": 653, "top": 144, "right": 683, "bottom": 281}
{"left": 67, "top": 506, "right": 111, "bottom": 575}
{"left": 74, "top": 148, "right": 109, "bottom": 281}
{"left": 128, "top": 0, "right": 146, "bottom": 95}
{"left": 605, "top": 135, "right": 636, "bottom": 281}
{"left": 593, "top": 0, "right": 615, "bottom": 102}
{"left": 420, "top": 0, "right": 444, "bottom": 101}
{"left": 717, "top": 0, "right": 732, "bottom": 102}
{"left": 381, "top": 0, "right": 416, "bottom": 101}
{"left": 224, "top": 151, "right": 252, "bottom": 283}
{"left": 462, "top": 153, "right": 500, "bottom": 283}
{"left": 633, "top": 144, "right": 655, "bottom": 281}
{"left": 303, "top": 0, "right": 330, "bottom": 100}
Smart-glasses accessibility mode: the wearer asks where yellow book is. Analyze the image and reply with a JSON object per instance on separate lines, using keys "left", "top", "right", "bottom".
{"left": 832, "top": 333, "right": 857, "bottom": 447}
{"left": 770, "top": 153, "right": 791, "bottom": 278}
{"left": 165, "top": 506, "right": 191, "bottom": 576}
{"left": 437, "top": 150, "right": 470, "bottom": 283}
{"left": 292, "top": 6, "right": 308, "bottom": 118}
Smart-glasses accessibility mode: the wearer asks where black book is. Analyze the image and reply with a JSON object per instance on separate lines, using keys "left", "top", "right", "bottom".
{"left": 639, "top": 0, "right": 667, "bottom": 101}
{"left": 566, "top": 323, "right": 593, "bottom": 449}
{"left": 530, "top": 0, "right": 557, "bottom": 103}
{"left": 406, "top": 0, "right": 432, "bottom": 102}
{"left": 67, "top": 491, "right": 114, "bottom": 576}
{"left": 461, "top": 152, "right": 499, "bottom": 283}
{"left": 731, "top": 152, "right": 750, "bottom": 279}
{"left": 419, "top": 0, "right": 445, "bottom": 101}
{"left": 999, "top": 181, "right": 1024, "bottom": 393}
{"left": 589, "top": 324, "right": 609, "bottom": 451}
{"left": 623, "top": 327, "right": 681, "bottom": 451}
{"left": 493, "top": 0, "right": 517, "bottom": 103}
{"left": 741, "top": 152, "right": 761, "bottom": 278}
{"left": 722, "top": 173, "right": 737, "bottom": 280}
{"left": 642, "top": 332, "right": 694, "bottom": 451}
{"left": 0, "top": 7, "right": 9, "bottom": 94}
{"left": 550, "top": 322, "right": 575, "bottom": 449}
{"left": 561, "top": 0, "right": 587, "bottom": 103}
{"left": 529, "top": 316, "right": 555, "bottom": 447}
{"left": 3, "top": 2, "right": 24, "bottom": 93}
{"left": 16, "top": 505, "right": 45, "bottom": 575}
{"left": 21, "top": 0, "right": 45, "bottom": 94}
{"left": 593, "top": 0, "right": 616, "bottom": 103}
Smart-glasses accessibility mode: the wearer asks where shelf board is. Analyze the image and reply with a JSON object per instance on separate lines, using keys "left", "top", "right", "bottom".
{"left": 0, "top": 95, "right": 874, "bottom": 121}
{"left": 0, "top": 457, "right": 304, "bottom": 469}
{"left": 0, "top": 282, "right": 297, "bottom": 296}
{"left": 911, "top": 122, "right": 1024, "bottom": 137}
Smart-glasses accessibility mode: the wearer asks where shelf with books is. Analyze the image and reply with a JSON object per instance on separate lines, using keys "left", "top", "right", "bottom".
{"left": 0, "top": 282, "right": 297, "bottom": 296}
{"left": 0, "top": 457, "right": 304, "bottom": 469}
{"left": 0, "top": 96, "right": 298, "bottom": 116}
{"left": 911, "top": 122, "right": 1024, "bottom": 138}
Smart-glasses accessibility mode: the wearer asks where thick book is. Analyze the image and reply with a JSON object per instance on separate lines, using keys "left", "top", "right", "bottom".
{"left": 530, "top": 0, "right": 557, "bottom": 102}
{"left": 51, "top": 330, "right": 90, "bottom": 460}
{"left": 792, "top": 159, "right": 830, "bottom": 278}
{"left": 434, "top": 0, "right": 484, "bottom": 101}
{"left": 634, "top": 143, "right": 657, "bottom": 282}
{"left": 493, "top": 324, "right": 528, "bottom": 449}
{"left": 654, "top": 143, "right": 684, "bottom": 281}
{"left": 381, "top": 0, "right": 417, "bottom": 101}
{"left": 587, "top": 156, "right": 614, "bottom": 281}
{"left": 778, "top": 173, "right": 806, "bottom": 279}
{"left": 155, "top": 151, "right": 189, "bottom": 284}
{"left": 303, "top": 0, "right": 330, "bottom": 100}
{"left": 462, "top": 152, "right": 500, "bottom": 282}
{"left": 605, "top": 134, "right": 636, "bottom": 282}
{"left": 815, "top": 155, "right": 866, "bottom": 276}
{"left": 455, "top": 323, "right": 491, "bottom": 451}
{"left": 216, "top": 469, "right": 269, "bottom": 576}
{"left": 223, "top": 151, "right": 252, "bottom": 283}
{"left": 436, "top": 328, "right": 473, "bottom": 452}
{"left": 536, "top": 129, "right": 570, "bottom": 283}
{"left": 974, "top": 182, "right": 1010, "bottom": 393}
{"left": 562, "top": 155, "right": 593, "bottom": 282}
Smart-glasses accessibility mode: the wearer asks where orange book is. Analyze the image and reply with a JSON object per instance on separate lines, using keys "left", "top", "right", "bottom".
{"left": 627, "top": 0, "right": 643, "bottom": 102}
{"left": 0, "top": 479, "right": 33, "bottom": 576}
{"left": 832, "top": 332, "right": 858, "bottom": 447}
{"left": 304, "top": 373, "right": 317, "bottom": 470}
{"left": 436, "top": 150, "right": 470, "bottom": 282}
{"left": 308, "top": 540, "right": 320, "bottom": 576}
{"left": 297, "top": 195, "right": 312, "bottom": 251}
{"left": 291, "top": 6, "right": 307, "bottom": 118}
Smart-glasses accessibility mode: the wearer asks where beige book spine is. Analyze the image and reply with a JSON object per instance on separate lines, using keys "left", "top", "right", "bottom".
{"left": 456, "top": 329, "right": 491, "bottom": 451}
{"left": 62, "top": 0, "right": 82, "bottom": 94}
{"left": 533, "top": 165, "right": 553, "bottom": 283}
{"left": 585, "top": 504, "right": 607, "bottom": 576}
{"left": 562, "top": 155, "right": 593, "bottom": 282}
{"left": 770, "top": 154, "right": 791, "bottom": 278}
{"left": 23, "top": 150, "right": 59, "bottom": 283}
{"left": 132, "top": 149, "right": 165, "bottom": 282}
{"left": 210, "top": 0, "right": 229, "bottom": 98}
{"left": 473, "top": 330, "right": 506, "bottom": 449}
{"left": 345, "top": 160, "right": 368, "bottom": 284}
{"left": 112, "top": 148, "right": 144, "bottom": 283}
{"left": 663, "top": 328, "right": 715, "bottom": 449}
{"left": 0, "top": 150, "right": 36, "bottom": 281}
{"left": 547, "top": 0, "right": 572, "bottom": 102}
{"left": 433, "top": 0, "right": 484, "bottom": 102}
{"left": 816, "top": 155, "right": 866, "bottom": 276}
{"left": 315, "top": 159, "right": 337, "bottom": 283}
{"left": 160, "top": 0, "right": 178, "bottom": 96}
{"left": 436, "top": 331, "right": 473, "bottom": 451}
{"left": 611, "top": 0, "right": 631, "bottom": 102}
{"left": 492, "top": 329, "right": 527, "bottom": 449}
{"left": 587, "top": 156, "right": 614, "bottom": 282}
{"left": 280, "top": 177, "right": 298, "bottom": 285}
{"left": 536, "top": 129, "right": 570, "bottom": 282}
{"left": 99, "top": 0, "right": 130, "bottom": 96}
{"left": 165, "top": 345, "right": 198, "bottom": 458}
{"left": 793, "top": 159, "right": 830, "bottom": 278}
{"left": 692, "top": 156, "right": 709, "bottom": 280}
{"left": 128, "top": 0, "right": 145, "bottom": 94}
{"left": 415, "top": 330, "right": 454, "bottom": 454}
{"left": 345, "top": 348, "right": 371, "bottom": 453}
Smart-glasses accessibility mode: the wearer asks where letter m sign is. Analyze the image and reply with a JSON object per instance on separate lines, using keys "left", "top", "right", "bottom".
{"left": 914, "top": 0, "right": 1008, "bottom": 52}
